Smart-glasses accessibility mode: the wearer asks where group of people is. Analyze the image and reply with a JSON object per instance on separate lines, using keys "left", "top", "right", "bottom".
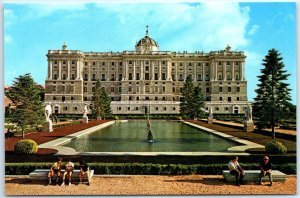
{"left": 228, "top": 156, "right": 273, "bottom": 186}
{"left": 47, "top": 158, "right": 90, "bottom": 186}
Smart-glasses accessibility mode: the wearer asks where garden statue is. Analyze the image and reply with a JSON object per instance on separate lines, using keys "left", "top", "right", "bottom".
{"left": 45, "top": 104, "right": 53, "bottom": 132}
{"left": 244, "top": 103, "right": 254, "bottom": 132}
{"left": 82, "top": 104, "right": 89, "bottom": 123}
{"left": 207, "top": 107, "right": 213, "bottom": 124}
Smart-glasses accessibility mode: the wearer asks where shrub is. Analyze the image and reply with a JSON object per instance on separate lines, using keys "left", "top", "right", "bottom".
{"left": 265, "top": 140, "right": 287, "bottom": 154}
{"left": 14, "top": 139, "right": 38, "bottom": 154}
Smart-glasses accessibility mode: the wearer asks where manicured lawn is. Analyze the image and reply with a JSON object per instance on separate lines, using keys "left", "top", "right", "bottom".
{"left": 189, "top": 120, "right": 296, "bottom": 153}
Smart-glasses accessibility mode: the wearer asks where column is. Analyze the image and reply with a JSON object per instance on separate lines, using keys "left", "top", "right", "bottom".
{"left": 175, "top": 62, "right": 178, "bottom": 81}
{"left": 116, "top": 62, "right": 119, "bottom": 81}
{"left": 193, "top": 62, "right": 197, "bottom": 82}
{"left": 140, "top": 60, "right": 144, "bottom": 80}
{"left": 202, "top": 63, "right": 205, "bottom": 81}
{"left": 158, "top": 61, "right": 161, "bottom": 80}
{"left": 223, "top": 62, "right": 227, "bottom": 81}
{"left": 48, "top": 61, "right": 53, "bottom": 79}
{"left": 133, "top": 61, "right": 136, "bottom": 80}
{"left": 232, "top": 64, "right": 235, "bottom": 81}
{"left": 122, "top": 61, "right": 126, "bottom": 80}
{"left": 76, "top": 60, "right": 79, "bottom": 79}
{"left": 167, "top": 61, "right": 171, "bottom": 80}
{"left": 215, "top": 62, "right": 218, "bottom": 80}
{"left": 67, "top": 60, "right": 70, "bottom": 80}
{"left": 88, "top": 62, "right": 91, "bottom": 81}
{"left": 107, "top": 62, "right": 110, "bottom": 81}
{"left": 210, "top": 61, "right": 214, "bottom": 80}
{"left": 58, "top": 60, "right": 62, "bottom": 79}
{"left": 151, "top": 61, "right": 155, "bottom": 80}
{"left": 241, "top": 61, "right": 245, "bottom": 80}
{"left": 184, "top": 62, "right": 187, "bottom": 80}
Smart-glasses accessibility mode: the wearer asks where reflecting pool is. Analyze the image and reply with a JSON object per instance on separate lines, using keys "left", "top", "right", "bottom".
{"left": 63, "top": 121, "right": 241, "bottom": 152}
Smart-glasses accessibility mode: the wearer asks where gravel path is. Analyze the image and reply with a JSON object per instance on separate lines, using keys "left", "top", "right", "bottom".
{"left": 5, "top": 175, "right": 296, "bottom": 195}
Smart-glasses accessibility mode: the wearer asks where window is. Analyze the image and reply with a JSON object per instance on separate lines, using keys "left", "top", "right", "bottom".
{"left": 71, "top": 97, "right": 74, "bottom": 100}
{"left": 84, "top": 74, "right": 88, "bottom": 80}
{"left": 111, "top": 87, "right": 114, "bottom": 92}
{"left": 237, "top": 87, "right": 240, "bottom": 92}
{"left": 129, "top": 97, "right": 132, "bottom": 101}
{"left": 119, "top": 87, "right": 122, "bottom": 93}
{"left": 62, "top": 96, "right": 65, "bottom": 101}
{"left": 119, "top": 62, "right": 122, "bottom": 66}
{"left": 163, "top": 86, "right": 166, "bottom": 93}
{"left": 53, "top": 96, "right": 57, "bottom": 100}
{"left": 136, "top": 73, "right": 140, "bottom": 80}
{"left": 215, "top": 107, "right": 219, "bottom": 111}
{"left": 155, "top": 97, "right": 158, "bottom": 101}
{"left": 220, "top": 97, "right": 223, "bottom": 101}
{"left": 145, "top": 97, "right": 149, "bottom": 100}
{"left": 128, "top": 86, "right": 132, "bottom": 92}
{"left": 227, "top": 61, "right": 230, "bottom": 65}
{"left": 172, "top": 87, "right": 176, "bottom": 92}
{"left": 162, "top": 73, "right": 166, "bottom": 80}
{"left": 155, "top": 107, "right": 159, "bottom": 111}
{"left": 92, "top": 87, "right": 95, "bottom": 92}
{"left": 189, "top": 62, "right": 192, "bottom": 66}
{"left": 62, "top": 74, "right": 66, "bottom": 80}
{"left": 236, "top": 62, "right": 239, "bottom": 65}
{"left": 197, "top": 74, "right": 201, "bottom": 81}
{"left": 136, "top": 97, "right": 139, "bottom": 101}
{"left": 162, "top": 61, "right": 166, "bottom": 65}
{"left": 111, "top": 62, "right": 115, "bottom": 66}
{"left": 101, "top": 74, "right": 105, "bottom": 81}
{"left": 219, "top": 87, "right": 222, "bottom": 92}
{"left": 84, "top": 87, "right": 87, "bottom": 92}
{"left": 54, "top": 74, "right": 58, "bottom": 79}
{"left": 219, "top": 62, "right": 222, "bottom": 65}
{"left": 129, "top": 61, "right": 132, "bottom": 64}
{"left": 237, "top": 97, "right": 240, "bottom": 101}
{"left": 228, "top": 97, "right": 231, "bottom": 102}
{"left": 162, "top": 97, "right": 166, "bottom": 101}
{"left": 53, "top": 86, "right": 56, "bottom": 91}
{"left": 228, "top": 87, "right": 231, "bottom": 92}
{"left": 63, "top": 107, "right": 68, "bottom": 111}
{"left": 206, "top": 87, "right": 209, "bottom": 93}
{"left": 129, "top": 73, "right": 133, "bottom": 80}
{"left": 155, "top": 73, "right": 158, "bottom": 80}
{"left": 198, "top": 63, "right": 201, "bottom": 66}
{"left": 71, "top": 74, "right": 75, "bottom": 80}
{"left": 163, "top": 107, "right": 167, "bottom": 111}
{"left": 84, "top": 97, "right": 87, "bottom": 101}
{"left": 63, "top": 60, "right": 66, "bottom": 64}
{"left": 225, "top": 107, "right": 229, "bottom": 111}
{"left": 74, "top": 107, "right": 78, "bottom": 111}
{"left": 61, "top": 86, "right": 65, "bottom": 91}
{"left": 145, "top": 73, "right": 150, "bottom": 80}
{"left": 135, "top": 107, "right": 139, "bottom": 110}
{"left": 179, "top": 74, "right": 183, "bottom": 81}
{"left": 119, "top": 74, "right": 122, "bottom": 80}
{"left": 54, "top": 60, "right": 58, "bottom": 64}
{"left": 172, "top": 63, "right": 175, "bottom": 66}
{"left": 92, "top": 74, "right": 96, "bottom": 81}
{"left": 93, "top": 62, "right": 96, "bottom": 66}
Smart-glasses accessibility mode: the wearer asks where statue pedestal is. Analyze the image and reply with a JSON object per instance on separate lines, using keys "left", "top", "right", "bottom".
{"left": 207, "top": 117, "right": 213, "bottom": 124}
{"left": 244, "top": 121, "right": 254, "bottom": 132}
{"left": 82, "top": 116, "right": 89, "bottom": 123}
{"left": 46, "top": 119, "right": 53, "bottom": 132}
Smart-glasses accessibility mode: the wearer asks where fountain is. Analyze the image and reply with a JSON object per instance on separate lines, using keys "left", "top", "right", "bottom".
{"left": 146, "top": 103, "right": 154, "bottom": 143}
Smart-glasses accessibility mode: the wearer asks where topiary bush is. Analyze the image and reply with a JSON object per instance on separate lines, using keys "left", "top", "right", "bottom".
{"left": 265, "top": 140, "right": 287, "bottom": 154}
{"left": 14, "top": 139, "right": 38, "bottom": 154}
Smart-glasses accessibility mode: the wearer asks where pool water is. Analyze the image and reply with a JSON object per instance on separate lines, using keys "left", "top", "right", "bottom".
{"left": 63, "top": 121, "right": 241, "bottom": 152}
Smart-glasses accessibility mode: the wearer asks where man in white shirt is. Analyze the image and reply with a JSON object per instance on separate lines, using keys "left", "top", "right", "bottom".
{"left": 61, "top": 159, "right": 74, "bottom": 186}
{"left": 228, "top": 156, "right": 245, "bottom": 186}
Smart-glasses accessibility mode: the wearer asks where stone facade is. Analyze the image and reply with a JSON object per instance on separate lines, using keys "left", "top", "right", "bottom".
{"left": 44, "top": 29, "right": 248, "bottom": 115}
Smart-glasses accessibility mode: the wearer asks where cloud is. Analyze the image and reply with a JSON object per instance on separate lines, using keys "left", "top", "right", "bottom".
{"left": 4, "top": 34, "right": 13, "bottom": 43}
{"left": 248, "top": 25, "right": 259, "bottom": 35}
{"left": 94, "top": 2, "right": 251, "bottom": 51}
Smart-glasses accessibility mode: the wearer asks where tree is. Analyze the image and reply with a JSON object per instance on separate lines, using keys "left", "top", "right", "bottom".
{"left": 6, "top": 73, "right": 44, "bottom": 139}
{"left": 191, "top": 85, "right": 205, "bottom": 119}
{"left": 253, "top": 49, "right": 291, "bottom": 139}
{"left": 91, "top": 79, "right": 112, "bottom": 119}
{"left": 180, "top": 75, "right": 194, "bottom": 119}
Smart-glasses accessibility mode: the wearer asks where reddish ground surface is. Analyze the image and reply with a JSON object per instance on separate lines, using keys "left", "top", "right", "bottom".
{"left": 5, "top": 120, "right": 109, "bottom": 154}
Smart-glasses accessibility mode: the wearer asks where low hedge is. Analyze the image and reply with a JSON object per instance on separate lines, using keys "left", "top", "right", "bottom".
{"left": 5, "top": 162, "right": 296, "bottom": 175}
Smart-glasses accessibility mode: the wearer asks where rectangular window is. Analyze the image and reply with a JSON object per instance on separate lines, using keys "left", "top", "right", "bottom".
{"left": 61, "top": 86, "right": 65, "bottom": 91}
{"left": 111, "top": 87, "right": 114, "bottom": 92}
{"left": 237, "top": 87, "right": 240, "bottom": 92}
{"left": 136, "top": 73, "right": 140, "bottom": 80}
{"left": 92, "top": 87, "right": 95, "bottom": 92}
{"left": 119, "top": 74, "right": 122, "bottom": 80}
{"left": 53, "top": 86, "right": 56, "bottom": 91}
{"left": 219, "top": 87, "right": 222, "bottom": 92}
{"left": 101, "top": 74, "right": 105, "bottom": 81}
{"left": 163, "top": 86, "right": 166, "bottom": 93}
{"left": 119, "top": 87, "right": 122, "bottom": 93}
{"left": 162, "top": 73, "right": 166, "bottom": 80}
{"left": 237, "top": 97, "right": 240, "bottom": 101}
{"left": 220, "top": 97, "right": 222, "bottom": 101}
{"left": 228, "top": 87, "right": 231, "bottom": 92}
{"left": 129, "top": 73, "right": 133, "bottom": 80}
{"left": 93, "top": 62, "right": 96, "bottom": 66}
{"left": 155, "top": 73, "right": 158, "bottom": 80}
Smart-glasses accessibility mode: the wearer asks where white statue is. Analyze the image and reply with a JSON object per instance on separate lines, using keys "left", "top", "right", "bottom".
{"left": 45, "top": 104, "right": 53, "bottom": 132}
{"left": 82, "top": 104, "right": 89, "bottom": 123}
{"left": 208, "top": 107, "right": 213, "bottom": 118}
{"left": 246, "top": 103, "right": 252, "bottom": 122}
{"left": 45, "top": 104, "right": 52, "bottom": 121}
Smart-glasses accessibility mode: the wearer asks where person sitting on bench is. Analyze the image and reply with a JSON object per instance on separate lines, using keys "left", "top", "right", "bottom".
{"left": 228, "top": 156, "right": 245, "bottom": 186}
{"left": 79, "top": 160, "right": 90, "bottom": 185}
{"left": 47, "top": 157, "right": 63, "bottom": 185}
{"left": 61, "top": 159, "right": 74, "bottom": 186}
{"left": 259, "top": 156, "right": 273, "bottom": 186}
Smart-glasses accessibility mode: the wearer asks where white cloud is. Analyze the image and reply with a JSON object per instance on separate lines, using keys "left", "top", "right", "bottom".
{"left": 94, "top": 2, "right": 251, "bottom": 51}
{"left": 248, "top": 25, "right": 259, "bottom": 35}
{"left": 4, "top": 34, "right": 13, "bottom": 43}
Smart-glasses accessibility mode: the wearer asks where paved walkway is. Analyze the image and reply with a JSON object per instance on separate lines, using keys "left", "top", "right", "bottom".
{"left": 5, "top": 175, "right": 296, "bottom": 195}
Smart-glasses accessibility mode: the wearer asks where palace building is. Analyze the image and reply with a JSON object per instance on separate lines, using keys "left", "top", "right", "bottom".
{"left": 44, "top": 28, "right": 248, "bottom": 115}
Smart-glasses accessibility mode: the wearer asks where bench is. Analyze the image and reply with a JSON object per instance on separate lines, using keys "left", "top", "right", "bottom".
{"left": 29, "top": 169, "right": 94, "bottom": 184}
{"left": 222, "top": 170, "right": 286, "bottom": 183}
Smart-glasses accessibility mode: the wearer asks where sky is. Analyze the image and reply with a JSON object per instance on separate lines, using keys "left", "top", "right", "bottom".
{"left": 4, "top": 2, "right": 296, "bottom": 104}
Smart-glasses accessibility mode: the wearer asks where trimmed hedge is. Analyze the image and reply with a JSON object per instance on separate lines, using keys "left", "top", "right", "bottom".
{"left": 265, "top": 140, "right": 288, "bottom": 154}
{"left": 5, "top": 162, "right": 296, "bottom": 175}
{"left": 14, "top": 139, "right": 38, "bottom": 154}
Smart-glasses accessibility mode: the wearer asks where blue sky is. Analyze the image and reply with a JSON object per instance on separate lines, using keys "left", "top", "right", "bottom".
{"left": 4, "top": 2, "right": 296, "bottom": 104}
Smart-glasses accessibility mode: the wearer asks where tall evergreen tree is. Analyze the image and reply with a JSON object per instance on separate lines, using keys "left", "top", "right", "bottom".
{"left": 6, "top": 73, "right": 44, "bottom": 139}
{"left": 91, "top": 79, "right": 112, "bottom": 119}
{"left": 191, "top": 85, "right": 205, "bottom": 119}
{"left": 180, "top": 75, "right": 195, "bottom": 119}
{"left": 253, "top": 49, "right": 291, "bottom": 139}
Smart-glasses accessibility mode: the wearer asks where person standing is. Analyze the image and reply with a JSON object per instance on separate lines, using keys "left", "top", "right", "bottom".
{"left": 47, "top": 158, "right": 63, "bottom": 185}
{"left": 259, "top": 156, "right": 273, "bottom": 186}
{"left": 61, "top": 159, "right": 74, "bottom": 186}
{"left": 79, "top": 160, "right": 90, "bottom": 186}
{"left": 228, "top": 156, "right": 245, "bottom": 186}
